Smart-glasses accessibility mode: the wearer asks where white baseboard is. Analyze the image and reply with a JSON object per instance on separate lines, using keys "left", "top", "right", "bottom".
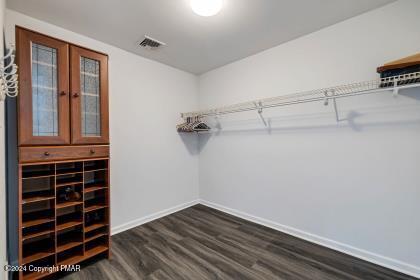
{"left": 199, "top": 199, "right": 420, "bottom": 279}
{"left": 111, "top": 199, "right": 200, "bottom": 235}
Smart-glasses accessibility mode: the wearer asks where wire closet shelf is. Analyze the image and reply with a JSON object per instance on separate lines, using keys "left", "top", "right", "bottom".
{"left": 181, "top": 72, "right": 420, "bottom": 119}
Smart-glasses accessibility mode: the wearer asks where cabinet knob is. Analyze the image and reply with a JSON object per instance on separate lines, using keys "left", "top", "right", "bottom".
{"left": 44, "top": 152, "right": 50, "bottom": 156}
{"left": 90, "top": 149, "right": 95, "bottom": 154}
{"left": 73, "top": 93, "right": 80, "bottom": 98}
{"left": 60, "top": 91, "right": 67, "bottom": 96}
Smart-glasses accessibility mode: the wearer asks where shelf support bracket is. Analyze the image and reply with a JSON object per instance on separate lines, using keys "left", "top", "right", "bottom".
{"left": 393, "top": 79, "right": 399, "bottom": 97}
{"left": 325, "top": 90, "right": 340, "bottom": 122}
{"left": 323, "top": 91, "right": 329, "bottom": 106}
{"left": 254, "top": 101, "right": 267, "bottom": 127}
{"left": 331, "top": 90, "right": 340, "bottom": 123}
{"left": 332, "top": 96, "right": 340, "bottom": 123}
{"left": 214, "top": 110, "right": 222, "bottom": 130}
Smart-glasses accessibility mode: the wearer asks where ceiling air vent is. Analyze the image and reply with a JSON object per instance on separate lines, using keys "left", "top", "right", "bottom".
{"left": 138, "top": 35, "right": 166, "bottom": 50}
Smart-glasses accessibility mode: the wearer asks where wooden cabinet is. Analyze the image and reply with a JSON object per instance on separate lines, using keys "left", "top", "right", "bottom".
{"left": 16, "top": 27, "right": 110, "bottom": 280}
{"left": 70, "top": 46, "right": 109, "bottom": 144}
{"left": 17, "top": 27, "right": 70, "bottom": 146}
{"left": 17, "top": 27, "right": 109, "bottom": 146}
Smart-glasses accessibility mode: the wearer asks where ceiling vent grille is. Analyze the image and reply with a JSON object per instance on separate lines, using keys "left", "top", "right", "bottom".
{"left": 138, "top": 35, "right": 166, "bottom": 50}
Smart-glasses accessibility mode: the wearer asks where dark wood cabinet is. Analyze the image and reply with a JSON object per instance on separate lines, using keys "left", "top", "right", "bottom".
{"left": 16, "top": 27, "right": 110, "bottom": 280}
{"left": 70, "top": 46, "right": 109, "bottom": 144}
{"left": 16, "top": 27, "right": 109, "bottom": 146}
{"left": 17, "top": 27, "right": 70, "bottom": 146}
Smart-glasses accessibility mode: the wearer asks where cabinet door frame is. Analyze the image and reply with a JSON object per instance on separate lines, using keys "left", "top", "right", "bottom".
{"left": 70, "top": 46, "right": 109, "bottom": 144}
{"left": 17, "top": 27, "right": 70, "bottom": 146}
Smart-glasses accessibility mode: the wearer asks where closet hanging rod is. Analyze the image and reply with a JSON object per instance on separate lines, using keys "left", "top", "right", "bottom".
{"left": 181, "top": 72, "right": 420, "bottom": 119}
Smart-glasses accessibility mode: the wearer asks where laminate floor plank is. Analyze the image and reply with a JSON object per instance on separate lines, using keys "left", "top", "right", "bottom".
{"left": 179, "top": 237, "right": 264, "bottom": 280}
{"left": 145, "top": 269, "right": 172, "bottom": 280}
{"left": 61, "top": 205, "right": 417, "bottom": 280}
{"left": 160, "top": 234, "right": 236, "bottom": 280}
{"left": 165, "top": 215, "right": 258, "bottom": 269}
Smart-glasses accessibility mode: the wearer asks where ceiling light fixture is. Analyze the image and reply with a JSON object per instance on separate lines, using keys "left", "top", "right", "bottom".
{"left": 190, "top": 0, "right": 223, "bottom": 17}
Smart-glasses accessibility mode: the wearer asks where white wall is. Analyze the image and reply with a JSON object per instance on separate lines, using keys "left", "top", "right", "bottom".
{"left": 0, "top": 0, "right": 7, "bottom": 278}
{"left": 198, "top": 0, "right": 420, "bottom": 277}
{"left": 5, "top": 10, "right": 200, "bottom": 237}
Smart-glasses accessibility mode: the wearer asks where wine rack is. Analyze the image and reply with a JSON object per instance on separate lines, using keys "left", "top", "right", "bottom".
{"left": 18, "top": 159, "right": 110, "bottom": 280}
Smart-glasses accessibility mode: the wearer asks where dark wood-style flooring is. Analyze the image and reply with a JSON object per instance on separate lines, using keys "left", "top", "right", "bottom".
{"left": 61, "top": 204, "right": 416, "bottom": 280}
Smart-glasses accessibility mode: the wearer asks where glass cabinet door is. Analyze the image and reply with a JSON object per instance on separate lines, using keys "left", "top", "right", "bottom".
{"left": 70, "top": 46, "right": 109, "bottom": 144}
{"left": 17, "top": 28, "right": 70, "bottom": 146}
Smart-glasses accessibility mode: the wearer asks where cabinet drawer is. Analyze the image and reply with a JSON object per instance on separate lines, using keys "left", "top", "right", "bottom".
{"left": 19, "top": 145, "right": 109, "bottom": 163}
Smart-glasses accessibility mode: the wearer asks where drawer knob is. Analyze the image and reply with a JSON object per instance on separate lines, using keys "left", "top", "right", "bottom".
{"left": 60, "top": 91, "right": 67, "bottom": 96}
{"left": 73, "top": 93, "right": 80, "bottom": 98}
{"left": 90, "top": 149, "right": 96, "bottom": 154}
{"left": 44, "top": 152, "right": 50, "bottom": 156}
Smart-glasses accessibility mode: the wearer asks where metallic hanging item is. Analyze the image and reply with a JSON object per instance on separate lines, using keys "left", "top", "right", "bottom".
{"left": 0, "top": 44, "right": 19, "bottom": 101}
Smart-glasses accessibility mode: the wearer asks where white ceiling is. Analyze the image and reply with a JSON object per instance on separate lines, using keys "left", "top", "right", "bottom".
{"left": 7, "top": 0, "right": 394, "bottom": 74}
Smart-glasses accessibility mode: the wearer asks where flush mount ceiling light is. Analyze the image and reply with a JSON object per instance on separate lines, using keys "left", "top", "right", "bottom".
{"left": 190, "top": 0, "right": 223, "bottom": 17}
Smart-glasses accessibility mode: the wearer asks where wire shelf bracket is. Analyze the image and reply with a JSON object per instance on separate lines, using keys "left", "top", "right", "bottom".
{"left": 253, "top": 101, "right": 267, "bottom": 126}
